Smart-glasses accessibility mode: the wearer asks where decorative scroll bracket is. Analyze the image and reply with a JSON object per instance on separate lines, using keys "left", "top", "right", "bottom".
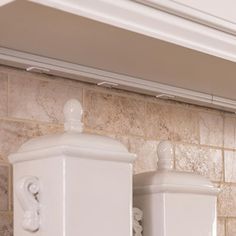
{"left": 16, "top": 176, "right": 40, "bottom": 232}
{"left": 133, "top": 207, "right": 143, "bottom": 236}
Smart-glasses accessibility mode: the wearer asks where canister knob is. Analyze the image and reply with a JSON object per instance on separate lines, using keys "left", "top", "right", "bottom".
{"left": 157, "top": 140, "right": 174, "bottom": 170}
{"left": 63, "top": 99, "right": 83, "bottom": 132}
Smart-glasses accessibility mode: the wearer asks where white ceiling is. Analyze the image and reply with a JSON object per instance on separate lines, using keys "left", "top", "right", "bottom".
{"left": 0, "top": 1, "right": 236, "bottom": 99}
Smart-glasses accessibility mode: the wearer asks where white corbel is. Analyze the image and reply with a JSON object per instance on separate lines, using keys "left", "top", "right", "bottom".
{"left": 16, "top": 176, "right": 40, "bottom": 232}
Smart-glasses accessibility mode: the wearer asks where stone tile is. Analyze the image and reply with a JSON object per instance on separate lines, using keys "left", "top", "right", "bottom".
{"left": 224, "top": 150, "right": 236, "bottom": 183}
{"left": 170, "top": 107, "right": 199, "bottom": 144}
{"left": 145, "top": 102, "right": 172, "bottom": 140}
{"left": 226, "top": 218, "right": 236, "bottom": 236}
{"left": 106, "top": 134, "right": 159, "bottom": 173}
{"left": 175, "top": 144, "right": 198, "bottom": 171}
{"left": 0, "top": 73, "right": 8, "bottom": 117}
{"left": 84, "top": 90, "right": 146, "bottom": 136}
{"left": 0, "top": 165, "right": 9, "bottom": 211}
{"left": 8, "top": 166, "right": 13, "bottom": 211}
{"left": 0, "top": 212, "right": 13, "bottom": 236}
{"left": 128, "top": 137, "right": 159, "bottom": 174}
{"left": 8, "top": 75, "right": 83, "bottom": 123}
{"left": 218, "top": 184, "right": 236, "bottom": 217}
{"left": 199, "top": 111, "right": 224, "bottom": 147}
{"left": 175, "top": 144, "right": 223, "bottom": 182}
{"left": 218, "top": 218, "right": 225, "bottom": 236}
{"left": 0, "top": 119, "right": 63, "bottom": 161}
{"left": 145, "top": 103, "right": 199, "bottom": 144}
{"left": 224, "top": 116, "right": 236, "bottom": 149}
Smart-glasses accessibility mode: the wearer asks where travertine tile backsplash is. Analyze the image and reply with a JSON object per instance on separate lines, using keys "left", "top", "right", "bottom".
{"left": 0, "top": 65, "right": 235, "bottom": 236}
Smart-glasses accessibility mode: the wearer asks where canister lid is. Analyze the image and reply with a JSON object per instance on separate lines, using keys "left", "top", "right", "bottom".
{"left": 134, "top": 141, "right": 219, "bottom": 196}
{"left": 9, "top": 99, "right": 136, "bottom": 164}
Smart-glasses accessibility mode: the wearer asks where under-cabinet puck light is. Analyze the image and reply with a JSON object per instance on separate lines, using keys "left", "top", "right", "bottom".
{"left": 26, "top": 66, "right": 50, "bottom": 73}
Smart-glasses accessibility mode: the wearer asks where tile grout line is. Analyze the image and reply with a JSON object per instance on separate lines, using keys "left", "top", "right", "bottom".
{"left": 3, "top": 72, "right": 12, "bottom": 214}
{"left": 6, "top": 73, "right": 9, "bottom": 117}
{"left": 224, "top": 217, "right": 227, "bottom": 236}
{"left": 8, "top": 165, "right": 12, "bottom": 212}
{"left": 222, "top": 115, "right": 226, "bottom": 186}
{"left": 222, "top": 148, "right": 226, "bottom": 184}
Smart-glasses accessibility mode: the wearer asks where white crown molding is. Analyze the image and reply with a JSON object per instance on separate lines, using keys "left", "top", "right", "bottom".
{"left": 1, "top": 47, "right": 236, "bottom": 112}
{"left": 28, "top": 0, "right": 236, "bottom": 62}
{"left": 136, "top": 0, "right": 236, "bottom": 35}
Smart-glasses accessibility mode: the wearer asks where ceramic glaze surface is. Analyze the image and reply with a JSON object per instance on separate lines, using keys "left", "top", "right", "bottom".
{"left": 9, "top": 99, "right": 136, "bottom": 236}
{"left": 133, "top": 140, "right": 219, "bottom": 236}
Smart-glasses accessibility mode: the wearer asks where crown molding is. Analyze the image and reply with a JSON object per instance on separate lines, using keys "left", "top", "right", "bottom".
{"left": 136, "top": 0, "right": 236, "bottom": 35}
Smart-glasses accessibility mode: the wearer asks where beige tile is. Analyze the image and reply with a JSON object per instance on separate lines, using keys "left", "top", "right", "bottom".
{"left": 145, "top": 102, "right": 172, "bottom": 140}
{"left": 8, "top": 166, "right": 13, "bottom": 211}
{"left": 128, "top": 137, "right": 159, "bottom": 174}
{"left": 175, "top": 144, "right": 223, "bottom": 182}
{"left": 0, "top": 73, "right": 8, "bottom": 117}
{"left": 0, "top": 212, "right": 13, "bottom": 236}
{"left": 170, "top": 107, "right": 199, "bottom": 144}
{"left": 84, "top": 90, "right": 146, "bottom": 136}
{"left": 175, "top": 144, "right": 198, "bottom": 171}
{"left": 218, "top": 218, "right": 225, "bottom": 236}
{"left": 201, "top": 148, "right": 223, "bottom": 182}
{"left": 100, "top": 134, "right": 159, "bottom": 173}
{"left": 224, "top": 116, "right": 236, "bottom": 149}
{"left": 0, "top": 119, "right": 63, "bottom": 161}
{"left": 145, "top": 103, "right": 199, "bottom": 144}
{"left": 199, "top": 111, "right": 224, "bottom": 147}
{"left": 224, "top": 150, "right": 236, "bottom": 183}
{"left": 8, "top": 75, "right": 83, "bottom": 123}
{"left": 218, "top": 184, "right": 236, "bottom": 217}
{"left": 226, "top": 218, "right": 236, "bottom": 236}
{"left": 0, "top": 165, "right": 9, "bottom": 211}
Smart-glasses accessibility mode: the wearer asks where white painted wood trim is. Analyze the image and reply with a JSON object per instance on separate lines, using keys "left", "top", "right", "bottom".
{"left": 28, "top": 0, "right": 236, "bottom": 62}
{"left": 1, "top": 47, "right": 236, "bottom": 112}
{"left": 136, "top": 0, "right": 236, "bottom": 35}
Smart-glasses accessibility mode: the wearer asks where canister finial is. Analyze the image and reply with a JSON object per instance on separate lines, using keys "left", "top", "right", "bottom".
{"left": 157, "top": 140, "right": 174, "bottom": 170}
{"left": 63, "top": 99, "right": 83, "bottom": 132}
